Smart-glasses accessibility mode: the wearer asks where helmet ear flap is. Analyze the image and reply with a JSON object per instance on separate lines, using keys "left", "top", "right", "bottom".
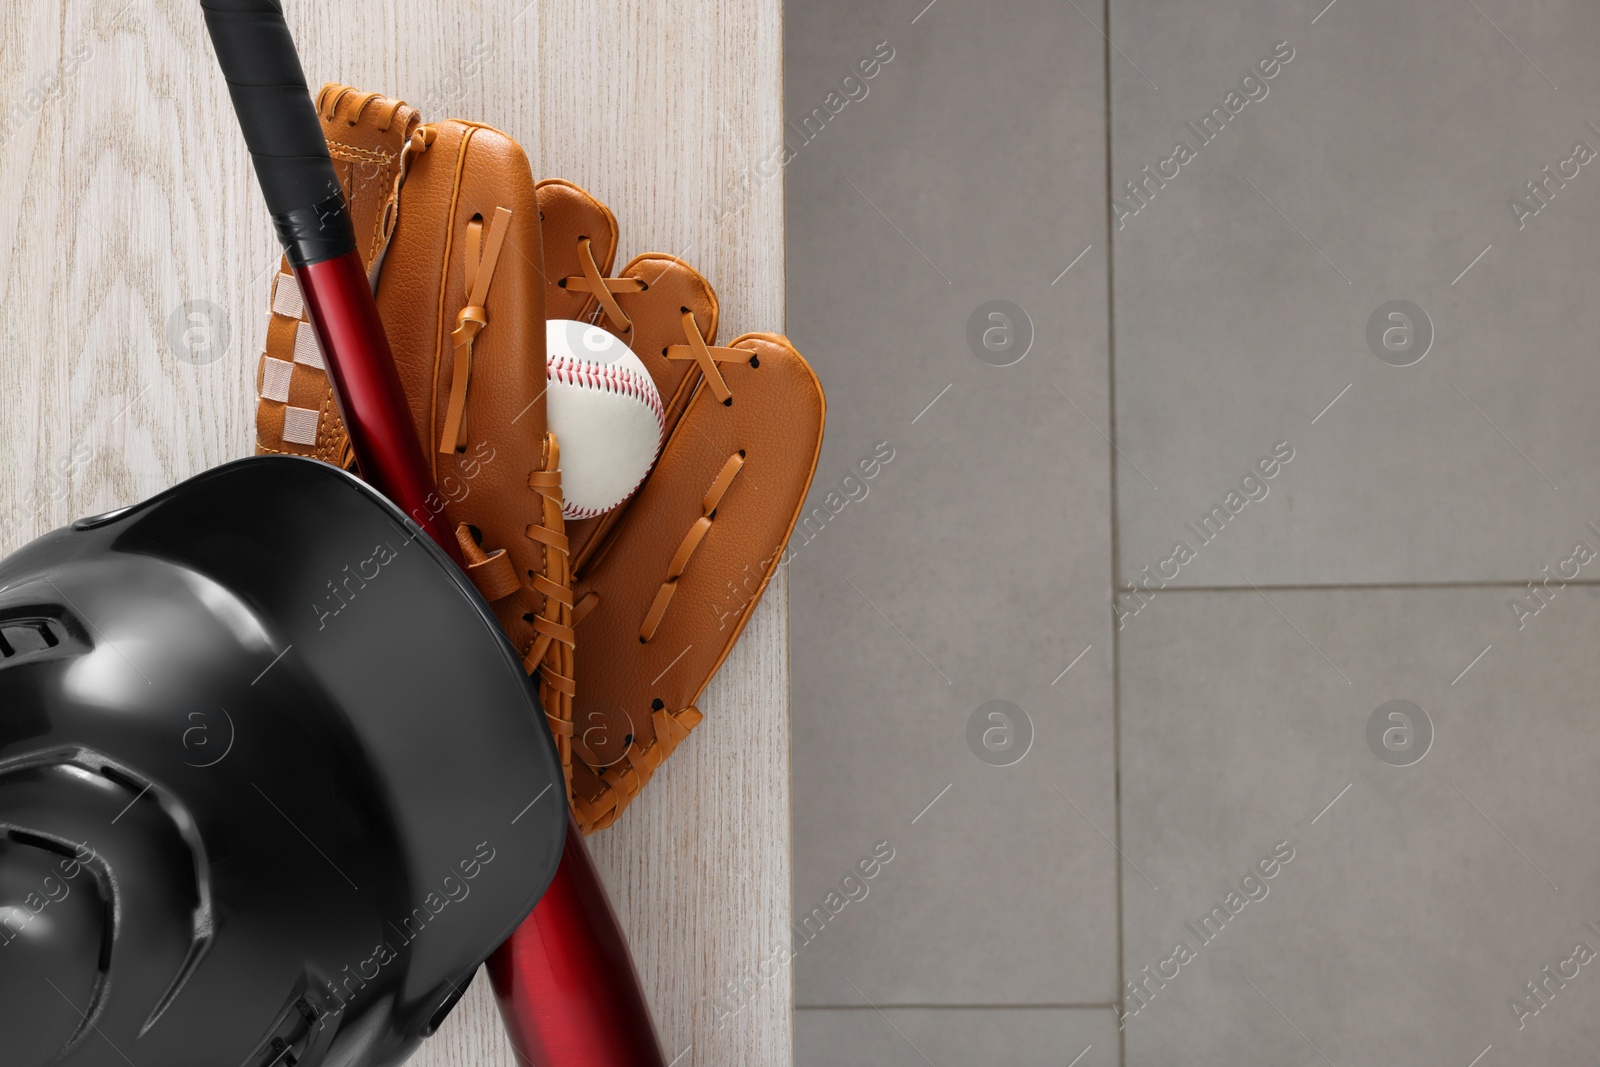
{"left": 0, "top": 829, "right": 113, "bottom": 1067}
{"left": 0, "top": 755, "right": 210, "bottom": 1060}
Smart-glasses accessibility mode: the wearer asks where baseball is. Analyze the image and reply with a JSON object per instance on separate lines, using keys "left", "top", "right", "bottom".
{"left": 546, "top": 319, "right": 666, "bottom": 520}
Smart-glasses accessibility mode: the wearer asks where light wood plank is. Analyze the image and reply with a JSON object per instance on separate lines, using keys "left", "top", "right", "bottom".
{"left": 0, "top": 1, "right": 789, "bottom": 1064}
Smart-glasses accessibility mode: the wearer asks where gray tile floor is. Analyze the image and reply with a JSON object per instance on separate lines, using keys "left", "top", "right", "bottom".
{"left": 787, "top": 1, "right": 1600, "bottom": 1064}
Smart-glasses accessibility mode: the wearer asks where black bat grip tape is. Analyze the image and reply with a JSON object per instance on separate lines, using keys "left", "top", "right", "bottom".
{"left": 200, "top": 0, "right": 354, "bottom": 267}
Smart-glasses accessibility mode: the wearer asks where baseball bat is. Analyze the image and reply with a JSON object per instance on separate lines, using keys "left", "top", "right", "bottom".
{"left": 199, "top": 3, "right": 667, "bottom": 1064}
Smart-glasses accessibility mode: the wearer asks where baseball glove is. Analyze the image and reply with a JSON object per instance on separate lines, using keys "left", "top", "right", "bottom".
{"left": 254, "top": 85, "right": 825, "bottom": 834}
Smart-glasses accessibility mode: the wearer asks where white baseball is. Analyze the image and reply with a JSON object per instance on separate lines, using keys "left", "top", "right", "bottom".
{"left": 545, "top": 319, "right": 666, "bottom": 520}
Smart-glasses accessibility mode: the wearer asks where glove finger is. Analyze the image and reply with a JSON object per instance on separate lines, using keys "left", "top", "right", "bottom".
{"left": 612, "top": 253, "right": 722, "bottom": 432}
{"left": 567, "top": 333, "right": 825, "bottom": 833}
{"left": 318, "top": 85, "right": 422, "bottom": 265}
{"left": 568, "top": 253, "right": 723, "bottom": 573}
{"left": 414, "top": 124, "right": 554, "bottom": 666}
{"left": 536, "top": 178, "right": 621, "bottom": 323}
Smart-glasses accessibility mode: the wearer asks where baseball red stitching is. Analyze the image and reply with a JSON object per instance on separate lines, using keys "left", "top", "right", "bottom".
{"left": 547, "top": 353, "right": 666, "bottom": 519}
{"left": 547, "top": 354, "right": 666, "bottom": 426}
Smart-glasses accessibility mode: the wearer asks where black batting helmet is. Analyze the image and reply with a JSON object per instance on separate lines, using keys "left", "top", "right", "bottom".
{"left": 0, "top": 456, "right": 565, "bottom": 1067}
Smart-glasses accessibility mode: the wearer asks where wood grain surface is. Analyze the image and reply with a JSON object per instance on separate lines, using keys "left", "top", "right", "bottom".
{"left": 0, "top": 1, "right": 790, "bottom": 1064}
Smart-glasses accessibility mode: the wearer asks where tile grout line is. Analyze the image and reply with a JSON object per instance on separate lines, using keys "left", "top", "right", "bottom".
{"left": 1139, "top": 579, "right": 1600, "bottom": 593}
{"left": 1100, "top": 1, "right": 1128, "bottom": 1063}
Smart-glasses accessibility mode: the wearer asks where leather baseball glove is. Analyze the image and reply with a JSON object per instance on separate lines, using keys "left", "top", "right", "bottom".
{"left": 254, "top": 85, "right": 825, "bottom": 834}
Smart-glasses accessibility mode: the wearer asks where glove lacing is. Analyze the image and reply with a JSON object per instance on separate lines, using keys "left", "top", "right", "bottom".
{"left": 439, "top": 207, "right": 513, "bottom": 454}
{"left": 560, "top": 252, "right": 747, "bottom": 405}
{"left": 638, "top": 451, "right": 745, "bottom": 642}
{"left": 524, "top": 436, "right": 577, "bottom": 794}
{"left": 559, "top": 237, "right": 644, "bottom": 333}
{"left": 553, "top": 248, "right": 761, "bottom": 834}
{"left": 568, "top": 452, "right": 745, "bottom": 834}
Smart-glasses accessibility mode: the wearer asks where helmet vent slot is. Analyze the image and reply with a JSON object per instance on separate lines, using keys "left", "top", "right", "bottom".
{"left": 0, "top": 618, "right": 60, "bottom": 658}
{"left": 5, "top": 827, "right": 78, "bottom": 856}
{"left": 98, "top": 765, "right": 144, "bottom": 794}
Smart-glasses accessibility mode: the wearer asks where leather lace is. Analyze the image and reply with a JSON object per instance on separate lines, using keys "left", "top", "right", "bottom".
{"left": 438, "top": 206, "right": 512, "bottom": 454}
{"left": 574, "top": 700, "right": 703, "bottom": 834}
{"left": 525, "top": 436, "right": 576, "bottom": 792}
{"left": 665, "top": 309, "right": 746, "bottom": 405}
{"left": 639, "top": 451, "right": 745, "bottom": 642}
{"left": 561, "top": 250, "right": 744, "bottom": 405}
{"left": 561, "top": 237, "right": 645, "bottom": 332}
{"left": 368, "top": 125, "right": 435, "bottom": 290}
